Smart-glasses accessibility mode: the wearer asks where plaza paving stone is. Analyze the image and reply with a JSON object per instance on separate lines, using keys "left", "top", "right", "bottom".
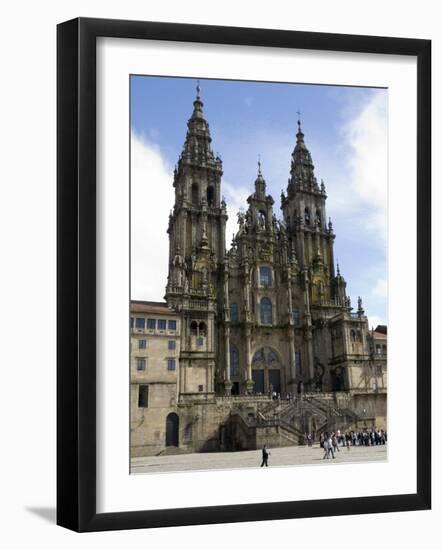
{"left": 131, "top": 444, "right": 387, "bottom": 474}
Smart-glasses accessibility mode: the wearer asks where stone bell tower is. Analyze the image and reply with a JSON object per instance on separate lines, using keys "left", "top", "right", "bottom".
{"left": 281, "top": 120, "right": 335, "bottom": 276}
{"left": 166, "top": 83, "right": 228, "bottom": 400}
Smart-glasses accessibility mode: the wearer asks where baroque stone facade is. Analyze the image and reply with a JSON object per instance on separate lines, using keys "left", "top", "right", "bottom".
{"left": 130, "top": 85, "right": 387, "bottom": 458}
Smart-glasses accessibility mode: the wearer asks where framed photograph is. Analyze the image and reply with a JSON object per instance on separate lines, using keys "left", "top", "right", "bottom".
{"left": 57, "top": 17, "right": 431, "bottom": 532}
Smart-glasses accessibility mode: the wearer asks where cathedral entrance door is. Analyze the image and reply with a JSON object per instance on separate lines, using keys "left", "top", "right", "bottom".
{"left": 268, "top": 369, "right": 281, "bottom": 395}
{"left": 165, "top": 412, "right": 179, "bottom": 447}
{"left": 252, "top": 369, "right": 265, "bottom": 394}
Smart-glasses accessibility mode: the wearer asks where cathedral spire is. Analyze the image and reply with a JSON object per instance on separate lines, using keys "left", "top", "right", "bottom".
{"left": 288, "top": 117, "right": 319, "bottom": 193}
{"left": 179, "top": 81, "right": 220, "bottom": 168}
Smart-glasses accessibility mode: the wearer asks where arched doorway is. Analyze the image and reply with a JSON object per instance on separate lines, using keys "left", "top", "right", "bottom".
{"left": 165, "top": 413, "right": 179, "bottom": 447}
{"left": 251, "top": 347, "right": 283, "bottom": 395}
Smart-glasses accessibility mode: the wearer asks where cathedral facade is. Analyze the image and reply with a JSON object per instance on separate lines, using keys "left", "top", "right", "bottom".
{"left": 130, "top": 85, "right": 387, "bottom": 458}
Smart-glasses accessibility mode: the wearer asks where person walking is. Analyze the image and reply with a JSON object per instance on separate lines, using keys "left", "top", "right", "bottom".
{"left": 322, "top": 436, "right": 330, "bottom": 459}
{"left": 328, "top": 434, "right": 335, "bottom": 459}
{"left": 332, "top": 433, "right": 340, "bottom": 453}
{"left": 261, "top": 444, "right": 270, "bottom": 467}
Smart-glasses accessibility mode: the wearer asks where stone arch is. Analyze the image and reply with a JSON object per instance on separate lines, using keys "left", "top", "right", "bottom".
{"left": 251, "top": 346, "right": 284, "bottom": 395}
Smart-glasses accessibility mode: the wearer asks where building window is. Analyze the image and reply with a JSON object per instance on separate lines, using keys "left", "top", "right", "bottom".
{"left": 198, "top": 385, "right": 204, "bottom": 392}
{"left": 230, "top": 345, "right": 240, "bottom": 377}
{"left": 260, "top": 266, "right": 272, "bottom": 288}
{"left": 304, "top": 207, "right": 311, "bottom": 225}
{"left": 138, "top": 385, "right": 149, "bottom": 408}
{"left": 199, "top": 322, "right": 207, "bottom": 336}
{"left": 196, "top": 337, "right": 204, "bottom": 347}
{"left": 147, "top": 318, "right": 156, "bottom": 330}
{"left": 138, "top": 339, "right": 146, "bottom": 350}
{"left": 260, "top": 297, "right": 273, "bottom": 325}
{"left": 158, "top": 319, "right": 167, "bottom": 330}
{"left": 350, "top": 329, "right": 356, "bottom": 341}
{"left": 168, "top": 320, "right": 177, "bottom": 330}
{"left": 315, "top": 209, "right": 321, "bottom": 226}
{"left": 230, "top": 303, "right": 238, "bottom": 322}
{"left": 136, "top": 358, "right": 146, "bottom": 371}
{"left": 190, "top": 321, "right": 198, "bottom": 335}
{"left": 292, "top": 308, "right": 300, "bottom": 326}
{"left": 135, "top": 317, "right": 145, "bottom": 329}
{"left": 295, "top": 351, "right": 302, "bottom": 376}
{"left": 207, "top": 185, "right": 215, "bottom": 207}
{"left": 167, "top": 359, "right": 176, "bottom": 371}
{"left": 191, "top": 183, "right": 199, "bottom": 206}
{"left": 168, "top": 340, "right": 176, "bottom": 350}
{"left": 130, "top": 317, "right": 134, "bottom": 329}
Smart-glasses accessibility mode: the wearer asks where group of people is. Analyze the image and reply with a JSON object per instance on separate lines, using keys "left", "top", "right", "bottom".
{"left": 316, "top": 428, "right": 387, "bottom": 459}
{"left": 259, "top": 427, "right": 387, "bottom": 466}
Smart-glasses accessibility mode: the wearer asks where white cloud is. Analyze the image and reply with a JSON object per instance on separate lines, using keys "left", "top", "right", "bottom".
{"left": 131, "top": 132, "right": 174, "bottom": 302}
{"left": 341, "top": 92, "right": 388, "bottom": 238}
{"left": 372, "top": 277, "right": 387, "bottom": 298}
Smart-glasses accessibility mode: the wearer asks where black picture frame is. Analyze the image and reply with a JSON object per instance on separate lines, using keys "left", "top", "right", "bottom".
{"left": 57, "top": 17, "right": 431, "bottom": 532}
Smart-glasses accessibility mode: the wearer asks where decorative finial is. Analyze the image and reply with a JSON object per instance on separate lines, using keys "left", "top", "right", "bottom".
{"left": 296, "top": 109, "right": 302, "bottom": 127}
{"left": 196, "top": 79, "right": 201, "bottom": 99}
{"left": 258, "top": 154, "right": 262, "bottom": 175}
{"left": 336, "top": 261, "right": 340, "bottom": 276}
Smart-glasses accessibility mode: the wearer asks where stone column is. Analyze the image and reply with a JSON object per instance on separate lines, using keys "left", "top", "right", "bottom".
{"left": 289, "top": 332, "right": 296, "bottom": 382}
{"left": 224, "top": 326, "right": 232, "bottom": 394}
{"left": 328, "top": 234, "right": 335, "bottom": 278}
{"left": 303, "top": 271, "right": 315, "bottom": 382}
{"left": 245, "top": 324, "right": 254, "bottom": 393}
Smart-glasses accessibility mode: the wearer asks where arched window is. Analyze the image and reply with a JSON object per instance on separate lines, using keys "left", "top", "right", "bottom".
{"left": 199, "top": 322, "right": 207, "bottom": 336}
{"left": 259, "top": 266, "right": 272, "bottom": 288}
{"left": 190, "top": 321, "right": 198, "bottom": 336}
{"left": 292, "top": 308, "right": 300, "bottom": 326}
{"left": 207, "top": 185, "right": 215, "bottom": 207}
{"left": 260, "top": 297, "right": 273, "bottom": 325}
{"left": 258, "top": 211, "right": 266, "bottom": 228}
{"left": 230, "top": 345, "right": 240, "bottom": 377}
{"left": 315, "top": 209, "right": 321, "bottom": 225}
{"left": 230, "top": 303, "right": 238, "bottom": 322}
{"left": 191, "top": 183, "right": 199, "bottom": 206}
{"left": 304, "top": 207, "right": 311, "bottom": 225}
{"left": 350, "top": 329, "right": 356, "bottom": 341}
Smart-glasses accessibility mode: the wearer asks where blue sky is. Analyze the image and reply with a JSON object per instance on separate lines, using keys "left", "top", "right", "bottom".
{"left": 130, "top": 76, "right": 387, "bottom": 329}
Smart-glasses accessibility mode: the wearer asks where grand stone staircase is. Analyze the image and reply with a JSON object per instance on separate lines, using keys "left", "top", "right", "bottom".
{"left": 223, "top": 393, "right": 360, "bottom": 450}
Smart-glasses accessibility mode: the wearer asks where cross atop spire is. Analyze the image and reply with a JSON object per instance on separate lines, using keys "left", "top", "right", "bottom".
{"left": 196, "top": 79, "right": 201, "bottom": 100}
{"left": 254, "top": 154, "right": 266, "bottom": 199}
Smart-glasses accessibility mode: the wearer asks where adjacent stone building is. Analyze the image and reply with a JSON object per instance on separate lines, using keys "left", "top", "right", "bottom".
{"left": 130, "top": 85, "right": 387, "bottom": 458}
